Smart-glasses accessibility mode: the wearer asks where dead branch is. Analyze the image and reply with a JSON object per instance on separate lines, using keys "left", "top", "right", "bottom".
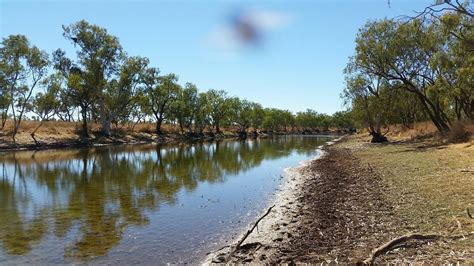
{"left": 468, "top": 208, "right": 473, "bottom": 219}
{"left": 362, "top": 232, "right": 474, "bottom": 265}
{"left": 225, "top": 205, "right": 274, "bottom": 262}
{"left": 362, "top": 233, "right": 441, "bottom": 265}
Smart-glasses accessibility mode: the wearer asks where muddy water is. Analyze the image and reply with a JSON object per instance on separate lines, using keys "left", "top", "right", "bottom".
{"left": 0, "top": 135, "right": 332, "bottom": 264}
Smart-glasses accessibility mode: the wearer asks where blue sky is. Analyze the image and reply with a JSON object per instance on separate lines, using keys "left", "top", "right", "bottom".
{"left": 1, "top": 0, "right": 430, "bottom": 114}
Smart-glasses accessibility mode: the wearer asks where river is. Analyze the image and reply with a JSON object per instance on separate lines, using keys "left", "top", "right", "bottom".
{"left": 0, "top": 135, "right": 333, "bottom": 264}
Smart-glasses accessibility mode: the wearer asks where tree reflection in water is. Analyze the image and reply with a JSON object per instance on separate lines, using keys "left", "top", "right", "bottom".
{"left": 0, "top": 136, "right": 329, "bottom": 259}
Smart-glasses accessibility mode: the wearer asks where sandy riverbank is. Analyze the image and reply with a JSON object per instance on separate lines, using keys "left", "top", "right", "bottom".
{"left": 206, "top": 134, "right": 474, "bottom": 264}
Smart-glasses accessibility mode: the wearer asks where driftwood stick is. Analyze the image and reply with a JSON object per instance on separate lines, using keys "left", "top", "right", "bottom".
{"left": 225, "top": 205, "right": 275, "bottom": 262}
{"left": 362, "top": 232, "right": 474, "bottom": 265}
{"left": 362, "top": 233, "right": 441, "bottom": 265}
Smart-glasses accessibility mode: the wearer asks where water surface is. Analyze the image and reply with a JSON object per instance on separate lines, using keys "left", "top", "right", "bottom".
{"left": 0, "top": 135, "right": 332, "bottom": 264}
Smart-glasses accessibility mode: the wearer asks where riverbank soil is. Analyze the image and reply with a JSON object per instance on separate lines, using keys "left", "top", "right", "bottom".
{"left": 0, "top": 120, "right": 231, "bottom": 150}
{"left": 221, "top": 134, "right": 474, "bottom": 264}
{"left": 0, "top": 120, "right": 339, "bottom": 151}
{"left": 0, "top": 120, "right": 172, "bottom": 149}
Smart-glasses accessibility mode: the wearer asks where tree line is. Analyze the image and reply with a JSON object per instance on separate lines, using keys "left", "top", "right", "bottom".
{"left": 0, "top": 20, "right": 353, "bottom": 143}
{"left": 343, "top": 1, "right": 473, "bottom": 142}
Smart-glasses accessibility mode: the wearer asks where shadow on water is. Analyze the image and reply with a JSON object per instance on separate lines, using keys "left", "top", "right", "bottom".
{"left": 0, "top": 135, "right": 331, "bottom": 262}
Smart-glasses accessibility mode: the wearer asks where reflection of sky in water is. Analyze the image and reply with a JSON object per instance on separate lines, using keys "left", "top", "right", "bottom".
{"left": 0, "top": 136, "right": 332, "bottom": 264}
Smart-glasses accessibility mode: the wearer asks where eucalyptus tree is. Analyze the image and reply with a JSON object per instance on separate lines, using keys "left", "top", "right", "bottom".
{"left": 29, "top": 73, "right": 61, "bottom": 143}
{"left": 296, "top": 109, "right": 316, "bottom": 131}
{"left": 206, "top": 89, "right": 231, "bottom": 133}
{"left": 249, "top": 102, "right": 265, "bottom": 133}
{"left": 53, "top": 49, "right": 93, "bottom": 136}
{"left": 433, "top": 13, "right": 474, "bottom": 120}
{"left": 279, "top": 109, "right": 295, "bottom": 132}
{"left": 262, "top": 108, "right": 279, "bottom": 132}
{"left": 100, "top": 56, "right": 148, "bottom": 135}
{"left": 352, "top": 19, "right": 453, "bottom": 132}
{"left": 229, "top": 100, "right": 265, "bottom": 134}
{"left": 54, "top": 87, "right": 76, "bottom": 123}
{"left": 388, "top": 89, "right": 427, "bottom": 127}
{"left": 172, "top": 82, "right": 198, "bottom": 134}
{"left": 0, "top": 34, "right": 49, "bottom": 142}
{"left": 263, "top": 108, "right": 294, "bottom": 132}
{"left": 342, "top": 65, "right": 397, "bottom": 142}
{"left": 61, "top": 20, "right": 125, "bottom": 136}
{"left": 142, "top": 70, "right": 180, "bottom": 134}
{"left": 229, "top": 98, "right": 254, "bottom": 135}
{"left": 192, "top": 92, "right": 212, "bottom": 135}
{"left": 331, "top": 110, "right": 355, "bottom": 132}
{"left": 411, "top": 3, "right": 474, "bottom": 120}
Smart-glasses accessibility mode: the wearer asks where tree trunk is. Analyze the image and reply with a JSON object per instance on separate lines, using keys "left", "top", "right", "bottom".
{"left": 370, "top": 131, "right": 387, "bottom": 143}
{"left": 416, "top": 93, "right": 450, "bottom": 132}
{"left": 30, "top": 120, "right": 45, "bottom": 145}
{"left": 102, "top": 118, "right": 112, "bottom": 137}
{"left": 98, "top": 96, "right": 112, "bottom": 137}
{"left": 466, "top": 99, "right": 474, "bottom": 120}
{"left": 156, "top": 118, "right": 163, "bottom": 135}
{"left": 215, "top": 122, "right": 220, "bottom": 134}
{"left": 81, "top": 107, "right": 89, "bottom": 137}
{"left": 1, "top": 112, "right": 6, "bottom": 129}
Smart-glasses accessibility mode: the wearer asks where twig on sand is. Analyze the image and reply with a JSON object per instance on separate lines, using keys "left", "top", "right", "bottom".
{"left": 362, "top": 232, "right": 474, "bottom": 265}
{"left": 225, "top": 205, "right": 275, "bottom": 262}
{"left": 468, "top": 208, "right": 473, "bottom": 219}
{"left": 362, "top": 233, "right": 440, "bottom": 265}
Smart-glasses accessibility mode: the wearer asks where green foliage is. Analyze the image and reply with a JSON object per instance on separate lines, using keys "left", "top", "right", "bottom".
{"left": 249, "top": 102, "right": 265, "bottom": 131}
{"left": 172, "top": 82, "right": 198, "bottom": 133}
{"left": 229, "top": 98, "right": 255, "bottom": 131}
{"left": 205, "top": 89, "right": 231, "bottom": 133}
{"left": 102, "top": 56, "right": 149, "bottom": 132}
{"left": 193, "top": 92, "right": 212, "bottom": 134}
{"left": 31, "top": 74, "right": 61, "bottom": 120}
{"left": 62, "top": 20, "right": 125, "bottom": 136}
{"left": 344, "top": 8, "right": 474, "bottom": 137}
{"left": 142, "top": 71, "right": 180, "bottom": 134}
{"left": 263, "top": 108, "right": 294, "bottom": 132}
{"left": 0, "top": 34, "right": 49, "bottom": 141}
{"left": 295, "top": 109, "right": 336, "bottom": 132}
{"left": 331, "top": 111, "right": 355, "bottom": 131}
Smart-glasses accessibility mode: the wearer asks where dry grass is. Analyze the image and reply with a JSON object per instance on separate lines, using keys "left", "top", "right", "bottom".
{"left": 385, "top": 121, "right": 439, "bottom": 141}
{"left": 338, "top": 134, "right": 474, "bottom": 263}
{"left": 0, "top": 119, "right": 184, "bottom": 147}
{"left": 446, "top": 122, "right": 472, "bottom": 143}
{"left": 361, "top": 120, "right": 474, "bottom": 144}
{"left": 1, "top": 120, "right": 85, "bottom": 145}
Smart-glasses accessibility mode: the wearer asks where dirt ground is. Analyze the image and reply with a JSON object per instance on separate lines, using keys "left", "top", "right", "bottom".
{"left": 210, "top": 134, "right": 474, "bottom": 264}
